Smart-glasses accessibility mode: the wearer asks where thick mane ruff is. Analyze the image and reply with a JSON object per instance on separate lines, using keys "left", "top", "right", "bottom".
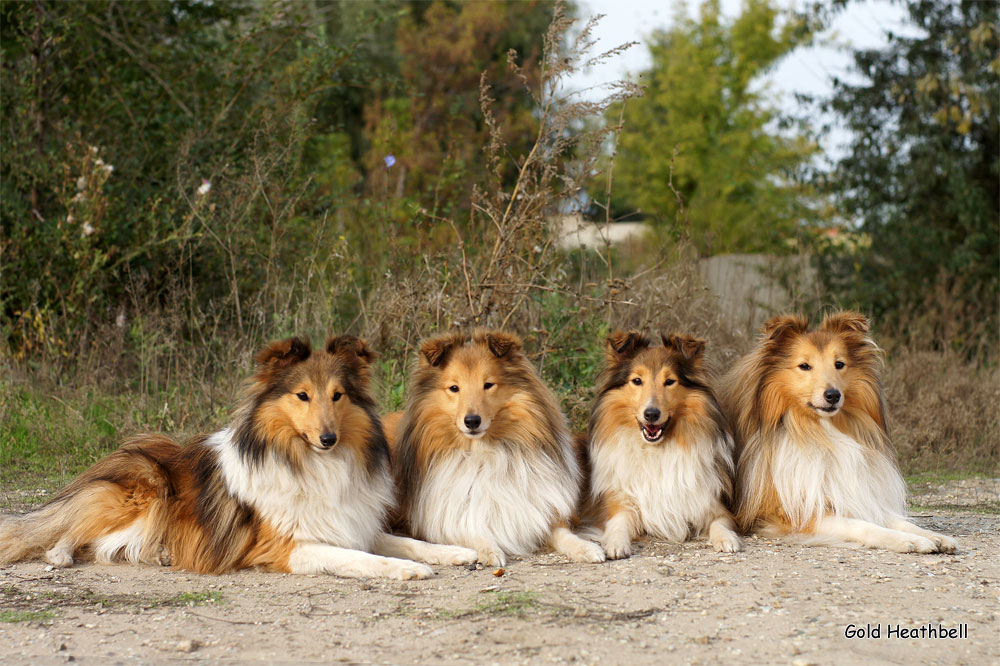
{"left": 589, "top": 331, "right": 735, "bottom": 513}
{"left": 395, "top": 332, "right": 572, "bottom": 496}
{"left": 720, "top": 312, "right": 900, "bottom": 533}
{"left": 392, "top": 329, "right": 579, "bottom": 551}
{"left": 585, "top": 331, "right": 742, "bottom": 554}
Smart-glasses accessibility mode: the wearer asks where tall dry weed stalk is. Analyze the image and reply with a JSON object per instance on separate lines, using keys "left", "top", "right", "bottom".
{"left": 359, "top": 5, "right": 646, "bottom": 351}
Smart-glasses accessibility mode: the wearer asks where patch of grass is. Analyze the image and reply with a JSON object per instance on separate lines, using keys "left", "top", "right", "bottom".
{"left": 0, "top": 374, "right": 230, "bottom": 493}
{"left": 434, "top": 590, "right": 543, "bottom": 621}
{"left": 0, "top": 383, "right": 126, "bottom": 490}
{"left": 910, "top": 502, "right": 1000, "bottom": 516}
{"left": 472, "top": 590, "right": 540, "bottom": 617}
{"left": 887, "top": 350, "right": 1000, "bottom": 475}
{"left": 0, "top": 583, "right": 223, "bottom": 617}
{"left": 170, "top": 590, "right": 224, "bottom": 606}
{"left": 906, "top": 471, "right": 984, "bottom": 485}
{"left": 0, "top": 610, "right": 56, "bottom": 623}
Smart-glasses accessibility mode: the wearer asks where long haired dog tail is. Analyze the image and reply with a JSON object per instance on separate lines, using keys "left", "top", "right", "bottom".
{"left": 0, "top": 501, "right": 74, "bottom": 563}
{"left": 0, "top": 435, "right": 176, "bottom": 566}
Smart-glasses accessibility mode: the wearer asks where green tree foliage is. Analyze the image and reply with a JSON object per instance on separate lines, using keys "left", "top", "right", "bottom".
{"left": 0, "top": 0, "right": 356, "bottom": 353}
{"left": 610, "top": 0, "right": 820, "bottom": 254}
{"left": 0, "top": 0, "right": 556, "bottom": 355}
{"left": 820, "top": 0, "right": 998, "bottom": 354}
{"left": 362, "top": 1, "right": 553, "bottom": 235}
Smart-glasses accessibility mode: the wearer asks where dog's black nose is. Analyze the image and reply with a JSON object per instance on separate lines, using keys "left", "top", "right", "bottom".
{"left": 464, "top": 414, "right": 481, "bottom": 430}
{"left": 643, "top": 407, "right": 661, "bottom": 423}
{"left": 823, "top": 388, "right": 841, "bottom": 405}
{"left": 319, "top": 433, "right": 338, "bottom": 448}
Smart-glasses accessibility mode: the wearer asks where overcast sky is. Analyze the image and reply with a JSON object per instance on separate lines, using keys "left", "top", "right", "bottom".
{"left": 565, "top": 0, "right": 919, "bottom": 160}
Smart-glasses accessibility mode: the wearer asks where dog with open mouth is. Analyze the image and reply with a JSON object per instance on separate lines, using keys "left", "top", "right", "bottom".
{"left": 585, "top": 331, "right": 741, "bottom": 558}
{"left": 719, "top": 312, "right": 957, "bottom": 553}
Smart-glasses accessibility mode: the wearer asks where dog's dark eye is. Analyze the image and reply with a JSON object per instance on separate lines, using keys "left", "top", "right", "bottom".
{"left": 798, "top": 363, "right": 811, "bottom": 371}
{"left": 332, "top": 392, "right": 342, "bottom": 402}
{"left": 665, "top": 378, "right": 676, "bottom": 386}
{"left": 296, "top": 392, "right": 309, "bottom": 401}
{"left": 484, "top": 382, "right": 495, "bottom": 390}
{"left": 631, "top": 377, "right": 642, "bottom": 386}
{"left": 448, "top": 385, "right": 459, "bottom": 393}
{"left": 834, "top": 361, "right": 845, "bottom": 370}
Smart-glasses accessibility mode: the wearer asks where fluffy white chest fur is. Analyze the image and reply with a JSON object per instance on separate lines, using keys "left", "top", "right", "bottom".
{"left": 771, "top": 420, "right": 906, "bottom": 528}
{"left": 591, "top": 432, "right": 726, "bottom": 541}
{"left": 410, "top": 438, "right": 577, "bottom": 556}
{"left": 212, "top": 429, "right": 392, "bottom": 550}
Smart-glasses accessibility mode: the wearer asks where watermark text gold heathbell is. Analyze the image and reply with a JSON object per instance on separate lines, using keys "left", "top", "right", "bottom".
{"left": 845, "top": 623, "right": 968, "bottom": 639}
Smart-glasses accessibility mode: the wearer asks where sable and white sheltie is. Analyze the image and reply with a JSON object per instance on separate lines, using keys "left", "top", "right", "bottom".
{"left": 586, "top": 331, "right": 742, "bottom": 558}
{"left": 390, "top": 330, "right": 606, "bottom": 567}
{"left": 0, "top": 336, "right": 476, "bottom": 578}
{"left": 719, "top": 312, "right": 957, "bottom": 553}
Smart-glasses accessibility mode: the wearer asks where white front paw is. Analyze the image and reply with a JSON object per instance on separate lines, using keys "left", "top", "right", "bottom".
{"left": 434, "top": 545, "right": 478, "bottom": 566}
{"left": 45, "top": 546, "right": 73, "bottom": 568}
{"left": 389, "top": 561, "right": 435, "bottom": 580}
{"left": 476, "top": 546, "right": 505, "bottom": 567}
{"left": 711, "top": 531, "right": 743, "bottom": 553}
{"left": 602, "top": 536, "right": 631, "bottom": 560}
{"left": 929, "top": 533, "right": 958, "bottom": 553}
{"left": 888, "top": 534, "right": 937, "bottom": 554}
{"left": 566, "top": 539, "right": 606, "bottom": 563}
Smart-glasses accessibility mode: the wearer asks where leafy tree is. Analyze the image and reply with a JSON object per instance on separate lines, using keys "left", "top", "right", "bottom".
{"left": 0, "top": 0, "right": 356, "bottom": 351}
{"left": 820, "top": 0, "right": 998, "bottom": 354}
{"left": 609, "top": 0, "right": 820, "bottom": 254}
{"left": 362, "top": 1, "right": 553, "bottom": 227}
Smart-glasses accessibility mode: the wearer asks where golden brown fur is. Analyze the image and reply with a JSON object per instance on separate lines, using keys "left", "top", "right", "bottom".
{"left": 719, "top": 312, "right": 957, "bottom": 553}
{"left": 391, "top": 329, "right": 605, "bottom": 566}
{"left": 586, "top": 332, "right": 741, "bottom": 557}
{"left": 0, "top": 336, "right": 472, "bottom": 578}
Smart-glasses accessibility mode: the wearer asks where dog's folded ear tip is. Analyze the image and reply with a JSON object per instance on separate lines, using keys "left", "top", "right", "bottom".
{"left": 606, "top": 330, "right": 648, "bottom": 356}
{"left": 761, "top": 314, "right": 809, "bottom": 340}
{"left": 821, "top": 310, "right": 870, "bottom": 335}
{"left": 255, "top": 336, "right": 312, "bottom": 367}
{"left": 326, "top": 335, "right": 376, "bottom": 363}
{"left": 482, "top": 330, "right": 521, "bottom": 358}
{"left": 663, "top": 333, "right": 706, "bottom": 360}
{"left": 420, "top": 333, "right": 464, "bottom": 367}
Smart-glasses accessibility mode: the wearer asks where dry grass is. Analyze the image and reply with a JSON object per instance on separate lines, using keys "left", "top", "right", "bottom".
{"left": 886, "top": 349, "right": 1000, "bottom": 475}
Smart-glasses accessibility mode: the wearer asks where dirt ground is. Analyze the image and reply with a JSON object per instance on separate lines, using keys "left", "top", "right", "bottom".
{"left": 1, "top": 479, "right": 997, "bottom": 666}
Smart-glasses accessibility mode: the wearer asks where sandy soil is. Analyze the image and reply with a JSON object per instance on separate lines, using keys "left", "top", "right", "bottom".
{"left": 1, "top": 479, "right": 997, "bottom": 665}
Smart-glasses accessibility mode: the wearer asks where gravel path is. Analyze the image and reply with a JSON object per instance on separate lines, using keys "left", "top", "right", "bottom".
{"left": 1, "top": 479, "right": 997, "bottom": 665}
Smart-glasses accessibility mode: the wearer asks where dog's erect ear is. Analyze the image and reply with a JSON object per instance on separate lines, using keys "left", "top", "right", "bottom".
{"left": 477, "top": 330, "right": 522, "bottom": 359}
{"left": 326, "top": 335, "right": 375, "bottom": 365}
{"left": 663, "top": 333, "right": 706, "bottom": 363}
{"left": 761, "top": 314, "right": 809, "bottom": 342}
{"left": 254, "top": 336, "right": 311, "bottom": 380}
{"left": 419, "top": 333, "right": 464, "bottom": 368}
{"left": 820, "top": 311, "right": 870, "bottom": 336}
{"left": 605, "top": 331, "right": 650, "bottom": 362}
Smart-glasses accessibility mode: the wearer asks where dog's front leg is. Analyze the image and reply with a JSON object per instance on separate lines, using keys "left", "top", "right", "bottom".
{"left": 814, "top": 516, "right": 937, "bottom": 553}
{"left": 707, "top": 510, "right": 743, "bottom": 553}
{"left": 288, "top": 542, "right": 434, "bottom": 579}
{"left": 551, "top": 522, "right": 605, "bottom": 563}
{"left": 887, "top": 519, "right": 957, "bottom": 553}
{"left": 601, "top": 506, "right": 639, "bottom": 559}
{"left": 470, "top": 538, "right": 507, "bottom": 567}
{"left": 372, "top": 533, "right": 478, "bottom": 566}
